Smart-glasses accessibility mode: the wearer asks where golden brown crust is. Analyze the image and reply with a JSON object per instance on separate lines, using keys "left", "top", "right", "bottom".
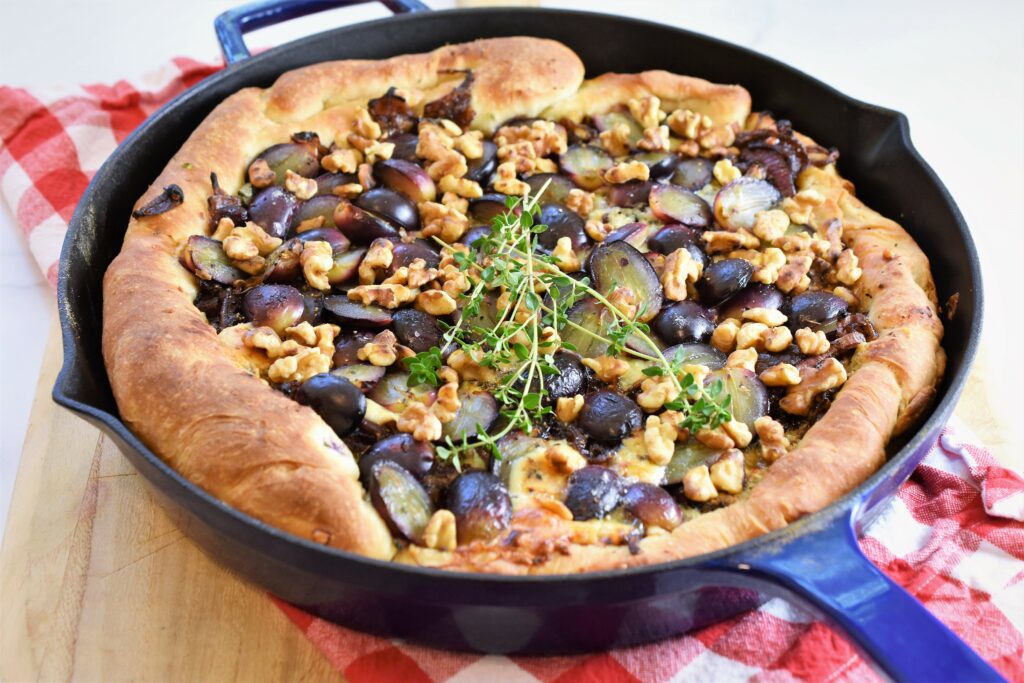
{"left": 104, "top": 37, "right": 943, "bottom": 572}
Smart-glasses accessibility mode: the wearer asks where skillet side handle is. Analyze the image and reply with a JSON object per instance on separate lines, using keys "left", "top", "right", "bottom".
{"left": 712, "top": 510, "right": 1003, "bottom": 682}
{"left": 214, "top": 0, "right": 430, "bottom": 64}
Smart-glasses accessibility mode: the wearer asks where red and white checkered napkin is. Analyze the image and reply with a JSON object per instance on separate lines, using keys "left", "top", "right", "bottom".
{"left": 3, "top": 61, "right": 1022, "bottom": 683}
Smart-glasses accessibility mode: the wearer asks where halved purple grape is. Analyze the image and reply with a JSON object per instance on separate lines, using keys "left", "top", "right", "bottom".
{"left": 468, "top": 194, "right": 510, "bottom": 223}
{"left": 181, "top": 235, "right": 244, "bottom": 285}
{"left": 292, "top": 195, "right": 342, "bottom": 231}
{"left": 315, "top": 172, "right": 359, "bottom": 196}
{"left": 714, "top": 177, "right": 782, "bottom": 231}
{"left": 368, "top": 460, "right": 433, "bottom": 543}
{"left": 647, "top": 224, "right": 708, "bottom": 271}
{"left": 578, "top": 391, "right": 643, "bottom": 443}
{"left": 442, "top": 390, "right": 498, "bottom": 442}
{"left": 785, "top": 291, "right": 849, "bottom": 333}
{"left": 392, "top": 309, "right": 443, "bottom": 352}
{"left": 327, "top": 248, "right": 365, "bottom": 287}
{"left": 622, "top": 482, "right": 683, "bottom": 530}
{"left": 373, "top": 159, "right": 436, "bottom": 203}
{"left": 664, "top": 441, "right": 718, "bottom": 484}
{"left": 663, "top": 343, "right": 727, "bottom": 370}
{"left": 741, "top": 147, "right": 796, "bottom": 196}
{"left": 333, "top": 201, "right": 401, "bottom": 244}
{"left": 560, "top": 298, "right": 612, "bottom": 358}
{"left": 559, "top": 145, "right": 614, "bottom": 190}
{"left": 356, "top": 187, "right": 419, "bottom": 231}
{"left": 447, "top": 471, "right": 512, "bottom": 543}
{"left": 545, "top": 352, "right": 587, "bottom": 401}
{"left": 384, "top": 133, "right": 419, "bottom": 162}
{"left": 603, "top": 222, "right": 650, "bottom": 250}
{"left": 249, "top": 186, "right": 300, "bottom": 239}
{"left": 298, "top": 290, "right": 324, "bottom": 327}
{"left": 461, "top": 226, "right": 491, "bottom": 249}
{"left": 465, "top": 140, "right": 498, "bottom": 183}
{"left": 609, "top": 180, "right": 653, "bottom": 207}
{"left": 243, "top": 284, "right": 305, "bottom": 335}
{"left": 591, "top": 111, "right": 643, "bottom": 146}
{"left": 253, "top": 143, "right": 319, "bottom": 184}
{"left": 525, "top": 173, "right": 575, "bottom": 204}
{"left": 332, "top": 331, "right": 375, "bottom": 365}
{"left": 697, "top": 258, "right": 753, "bottom": 306}
{"left": 295, "top": 373, "right": 365, "bottom": 437}
{"left": 633, "top": 151, "right": 679, "bottom": 180}
{"left": 670, "top": 158, "right": 713, "bottom": 190}
{"left": 359, "top": 433, "right": 435, "bottom": 485}
{"left": 368, "top": 372, "right": 435, "bottom": 412}
{"left": 537, "top": 203, "right": 589, "bottom": 251}
{"left": 564, "top": 466, "right": 624, "bottom": 520}
{"left": 261, "top": 239, "right": 303, "bottom": 283}
{"left": 649, "top": 184, "right": 711, "bottom": 228}
{"left": 323, "top": 296, "right": 393, "bottom": 328}
{"left": 388, "top": 239, "right": 440, "bottom": 274}
{"left": 295, "top": 226, "right": 349, "bottom": 253}
{"left": 719, "top": 284, "right": 785, "bottom": 321}
{"left": 330, "top": 364, "right": 386, "bottom": 393}
{"left": 588, "top": 241, "right": 663, "bottom": 322}
{"left": 652, "top": 301, "right": 717, "bottom": 345}
{"left": 705, "top": 367, "right": 769, "bottom": 429}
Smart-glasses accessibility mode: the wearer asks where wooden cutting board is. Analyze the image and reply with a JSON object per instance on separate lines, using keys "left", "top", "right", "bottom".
{"left": 0, "top": 310, "right": 1017, "bottom": 682}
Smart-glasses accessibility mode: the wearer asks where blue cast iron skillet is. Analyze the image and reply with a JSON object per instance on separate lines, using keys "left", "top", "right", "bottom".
{"left": 54, "top": 1, "right": 1000, "bottom": 679}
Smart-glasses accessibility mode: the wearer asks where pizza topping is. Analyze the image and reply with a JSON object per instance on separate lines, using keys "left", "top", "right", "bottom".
{"left": 795, "top": 328, "right": 830, "bottom": 356}
{"left": 780, "top": 358, "right": 848, "bottom": 416}
{"left": 447, "top": 471, "right": 512, "bottom": 543}
{"left": 423, "top": 71, "right": 475, "bottom": 129}
{"left": 132, "top": 184, "right": 184, "bottom": 219}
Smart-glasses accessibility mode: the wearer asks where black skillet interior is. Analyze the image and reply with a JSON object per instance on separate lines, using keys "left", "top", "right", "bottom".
{"left": 56, "top": 7, "right": 981, "bottom": 656}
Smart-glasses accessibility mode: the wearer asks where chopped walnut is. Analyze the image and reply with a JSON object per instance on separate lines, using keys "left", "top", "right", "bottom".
{"left": 535, "top": 497, "right": 575, "bottom": 521}
{"left": 439, "top": 174, "right": 483, "bottom": 199}
{"left": 493, "top": 161, "right": 530, "bottom": 196}
{"left": 582, "top": 355, "right": 630, "bottom": 384}
{"left": 385, "top": 258, "right": 440, "bottom": 289}
{"left": 352, "top": 106, "right": 383, "bottom": 140}
{"left": 347, "top": 283, "right": 418, "bottom": 309}
{"left": 417, "top": 289, "right": 457, "bottom": 315}
{"left": 722, "top": 419, "right": 752, "bottom": 448}
{"left": 432, "top": 375, "right": 461, "bottom": 424}
{"left": 565, "top": 188, "right": 595, "bottom": 218}
{"left": 248, "top": 158, "right": 276, "bottom": 188}
{"left": 539, "top": 326, "right": 561, "bottom": 354}
{"left": 780, "top": 358, "right": 847, "bottom": 416}
{"left": 607, "top": 285, "right": 638, "bottom": 319}
{"left": 666, "top": 109, "right": 712, "bottom": 140}
{"left": 709, "top": 450, "right": 744, "bottom": 494}
{"left": 423, "top": 509, "right": 457, "bottom": 551}
{"left": 440, "top": 191, "right": 468, "bottom": 214}
{"left": 644, "top": 415, "right": 676, "bottom": 466}
{"left": 780, "top": 189, "right": 825, "bottom": 225}
{"left": 426, "top": 151, "right": 468, "bottom": 182}
{"left": 419, "top": 201, "right": 470, "bottom": 243}
{"left": 362, "top": 140, "right": 394, "bottom": 165}
{"left": 448, "top": 347, "right": 497, "bottom": 382}
{"left": 712, "top": 158, "right": 742, "bottom": 185}
{"left": 397, "top": 401, "right": 443, "bottom": 442}
{"left": 322, "top": 148, "right": 362, "bottom": 174}
{"left": 551, "top": 236, "right": 581, "bottom": 273}
{"left": 736, "top": 322, "right": 770, "bottom": 351}
{"left": 835, "top": 248, "right": 863, "bottom": 285}
{"left": 683, "top": 465, "right": 717, "bottom": 502}
{"left": 698, "top": 124, "right": 737, "bottom": 150}
{"left": 637, "top": 374, "right": 680, "bottom": 412}
{"left": 300, "top": 240, "right": 333, "bottom": 291}
{"left": 761, "top": 325, "right": 794, "bottom": 353}
{"left": 702, "top": 229, "right": 759, "bottom": 254}
{"left": 452, "top": 130, "right": 484, "bottom": 159}
{"left": 752, "top": 209, "right": 791, "bottom": 242}
{"left": 333, "top": 182, "right": 364, "bottom": 198}
{"left": 726, "top": 347, "right": 758, "bottom": 372}
{"left": 223, "top": 222, "right": 282, "bottom": 274}
{"left": 556, "top": 395, "right": 585, "bottom": 423}
{"left": 755, "top": 416, "right": 790, "bottom": 463}
{"left": 628, "top": 96, "right": 665, "bottom": 129}
{"left": 267, "top": 347, "right": 332, "bottom": 383}
{"left": 759, "top": 362, "right": 801, "bottom": 387}
{"left": 211, "top": 216, "right": 235, "bottom": 241}
{"left": 243, "top": 325, "right": 284, "bottom": 358}
{"left": 544, "top": 443, "right": 582, "bottom": 475}
{"left": 795, "top": 327, "right": 830, "bottom": 355}
{"left": 661, "top": 247, "right": 703, "bottom": 301}
{"left": 604, "top": 160, "right": 650, "bottom": 184}
{"left": 438, "top": 263, "right": 471, "bottom": 298}
{"left": 682, "top": 363, "right": 711, "bottom": 387}
{"left": 284, "top": 169, "right": 317, "bottom": 200}
{"left": 358, "top": 329, "right": 401, "bottom": 366}
{"left": 742, "top": 307, "right": 787, "bottom": 327}
{"left": 584, "top": 219, "right": 615, "bottom": 242}
{"left": 638, "top": 125, "right": 671, "bottom": 152}
{"left": 711, "top": 318, "right": 741, "bottom": 353}
{"left": 598, "top": 123, "right": 632, "bottom": 157}
{"left": 358, "top": 238, "right": 395, "bottom": 284}
{"left": 696, "top": 426, "right": 735, "bottom": 450}
{"left": 776, "top": 252, "right": 813, "bottom": 294}
{"left": 495, "top": 120, "right": 567, "bottom": 170}
{"left": 749, "top": 247, "right": 787, "bottom": 286}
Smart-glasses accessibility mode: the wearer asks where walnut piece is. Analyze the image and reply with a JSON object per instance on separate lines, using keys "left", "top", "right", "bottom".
{"left": 603, "top": 160, "right": 650, "bottom": 184}
{"left": 742, "top": 307, "right": 788, "bottom": 327}
{"left": 556, "top": 395, "right": 585, "bottom": 423}
{"left": 248, "top": 158, "right": 275, "bottom": 188}
{"left": 755, "top": 416, "right": 790, "bottom": 463}
{"left": 300, "top": 240, "right": 333, "bottom": 291}
{"left": 637, "top": 374, "right": 679, "bottom": 412}
{"left": 448, "top": 348, "right": 497, "bottom": 382}
{"left": 643, "top": 415, "right": 676, "bottom": 465}
{"left": 759, "top": 362, "right": 801, "bottom": 387}
{"left": 419, "top": 201, "right": 469, "bottom": 243}
{"left": 835, "top": 248, "right": 863, "bottom": 285}
{"left": 661, "top": 247, "right": 702, "bottom": 301}
{"left": 683, "top": 465, "right": 717, "bottom": 502}
{"left": 709, "top": 450, "right": 744, "bottom": 494}
{"left": 712, "top": 159, "right": 742, "bottom": 185}
{"left": 417, "top": 289, "right": 457, "bottom": 315}
{"left": 598, "top": 123, "right": 632, "bottom": 157}
{"left": 493, "top": 161, "right": 529, "bottom": 196}
{"left": 284, "top": 169, "right": 317, "bottom": 200}
{"left": 795, "top": 328, "right": 830, "bottom": 356}
{"left": 322, "top": 149, "right": 361, "bottom": 174}
{"left": 582, "top": 355, "right": 630, "bottom": 384}
{"left": 397, "top": 401, "right": 443, "bottom": 442}
{"left": 726, "top": 347, "right": 758, "bottom": 372}
{"left": 628, "top": 96, "right": 665, "bottom": 129}
{"left": 780, "top": 358, "right": 848, "bottom": 415}
{"left": 565, "top": 188, "right": 595, "bottom": 218}
{"left": 711, "top": 318, "right": 741, "bottom": 353}
{"left": 358, "top": 329, "right": 401, "bottom": 367}
{"left": 423, "top": 509, "right": 457, "bottom": 551}
{"left": 348, "top": 283, "right": 417, "bottom": 309}
{"left": 752, "top": 209, "right": 790, "bottom": 242}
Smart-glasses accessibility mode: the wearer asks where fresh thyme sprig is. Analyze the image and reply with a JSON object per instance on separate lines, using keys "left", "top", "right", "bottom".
{"left": 402, "top": 183, "right": 733, "bottom": 465}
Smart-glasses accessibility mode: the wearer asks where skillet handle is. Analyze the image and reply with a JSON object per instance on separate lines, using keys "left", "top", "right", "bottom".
{"left": 215, "top": 0, "right": 430, "bottom": 64}
{"left": 711, "top": 509, "right": 1003, "bottom": 681}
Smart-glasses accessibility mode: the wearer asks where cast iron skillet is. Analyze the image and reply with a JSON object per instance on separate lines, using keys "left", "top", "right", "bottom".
{"left": 54, "top": 0, "right": 998, "bottom": 679}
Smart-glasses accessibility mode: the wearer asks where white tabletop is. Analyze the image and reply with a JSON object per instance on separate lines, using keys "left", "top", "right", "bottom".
{"left": 1, "top": 0, "right": 1021, "bottom": 537}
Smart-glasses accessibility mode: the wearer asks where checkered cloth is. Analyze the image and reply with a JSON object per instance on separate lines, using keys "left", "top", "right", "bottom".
{"left": 2, "top": 60, "right": 1022, "bottom": 683}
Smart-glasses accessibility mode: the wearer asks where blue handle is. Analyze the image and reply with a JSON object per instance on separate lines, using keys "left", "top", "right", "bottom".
{"left": 214, "top": 0, "right": 430, "bottom": 64}
{"left": 714, "top": 509, "right": 1003, "bottom": 681}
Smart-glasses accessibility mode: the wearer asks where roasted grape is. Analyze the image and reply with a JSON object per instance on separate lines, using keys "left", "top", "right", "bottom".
{"left": 465, "top": 140, "right": 498, "bottom": 183}
{"left": 537, "top": 203, "right": 589, "bottom": 251}
{"left": 648, "top": 184, "right": 712, "bottom": 228}
{"left": 469, "top": 194, "right": 510, "bottom": 223}
{"left": 664, "top": 441, "right": 717, "bottom": 484}
{"left": 252, "top": 142, "right": 319, "bottom": 184}
{"left": 359, "top": 433, "right": 435, "bottom": 484}
{"left": 249, "top": 186, "right": 300, "bottom": 239}
{"left": 718, "top": 283, "right": 785, "bottom": 321}
{"left": 368, "top": 460, "right": 433, "bottom": 543}
{"left": 669, "top": 158, "right": 713, "bottom": 190}
{"left": 295, "top": 373, "right": 366, "bottom": 437}
{"left": 785, "top": 291, "right": 849, "bottom": 333}
{"left": 714, "top": 177, "right": 781, "bottom": 231}
{"left": 525, "top": 173, "right": 575, "bottom": 204}
{"left": 588, "top": 241, "right": 663, "bottom": 322}
{"left": 330, "top": 364, "right": 385, "bottom": 393}
{"left": 332, "top": 330, "right": 375, "bottom": 365}
{"left": 391, "top": 308, "right": 444, "bottom": 353}
{"left": 181, "top": 235, "right": 244, "bottom": 285}
{"left": 662, "top": 343, "right": 727, "bottom": 370}
{"left": 388, "top": 239, "right": 441, "bottom": 274}
{"left": 242, "top": 284, "right": 305, "bottom": 335}
{"left": 384, "top": 133, "right": 419, "bottom": 162}
{"left": 652, "top": 301, "right": 716, "bottom": 345}
{"left": 333, "top": 201, "right": 402, "bottom": 243}
{"left": 355, "top": 187, "right": 419, "bottom": 231}
{"left": 647, "top": 224, "right": 708, "bottom": 270}
{"left": 591, "top": 111, "right": 643, "bottom": 146}
{"left": 622, "top": 482, "right": 683, "bottom": 530}
{"left": 447, "top": 472, "right": 512, "bottom": 543}
{"left": 292, "top": 195, "right": 342, "bottom": 231}
{"left": 578, "top": 391, "right": 643, "bottom": 443}
{"left": 697, "top": 258, "right": 753, "bottom": 306}
{"left": 559, "top": 145, "right": 614, "bottom": 190}
{"left": 633, "top": 151, "right": 678, "bottom": 180}
{"left": 295, "top": 226, "right": 349, "bottom": 253}
{"left": 373, "top": 159, "right": 436, "bottom": 203}
{"left": 609, "top": 180, "right": 653, "bottom": 207}
{"left": 442, "top": 390, "right": 498, "bottom": 441}
{"left": 327, "top": 248, "right": 366, "bottom": 287}
{"left": 322, "top": 296, "right": 393, "bottom": 328}
{"left": 705, "top": 367, "right": 769, "bottom": 429}
{"left": 545, "top": 352, "right": 587, "bottom": 401}
{"left": 564, "top": 466, "right": 623, "bottom": 520}
{"left": 315, "top": 172, "right": 359, "bottom": 196}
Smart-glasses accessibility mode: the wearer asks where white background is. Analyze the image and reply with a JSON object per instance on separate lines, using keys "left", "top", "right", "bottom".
{"left": 1, "top": 0, "right": 1022, "bottom": 537}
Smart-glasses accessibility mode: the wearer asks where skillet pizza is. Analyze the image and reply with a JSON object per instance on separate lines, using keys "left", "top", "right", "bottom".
{"left": 102, "top": 38, "right": 944, "bottom": 573}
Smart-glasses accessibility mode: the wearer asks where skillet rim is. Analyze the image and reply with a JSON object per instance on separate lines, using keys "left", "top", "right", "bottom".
{"left": 53, "top": 6, "right": 983, "bottom": 589}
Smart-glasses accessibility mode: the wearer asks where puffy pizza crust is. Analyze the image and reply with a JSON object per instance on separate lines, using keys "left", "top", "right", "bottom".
{"left": 102, "top": 37, "right": 943, "bottom": 571}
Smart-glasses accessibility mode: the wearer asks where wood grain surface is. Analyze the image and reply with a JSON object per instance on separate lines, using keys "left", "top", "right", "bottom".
{"left": 0, "top": 312, "right": 1017, "bottom": 682}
